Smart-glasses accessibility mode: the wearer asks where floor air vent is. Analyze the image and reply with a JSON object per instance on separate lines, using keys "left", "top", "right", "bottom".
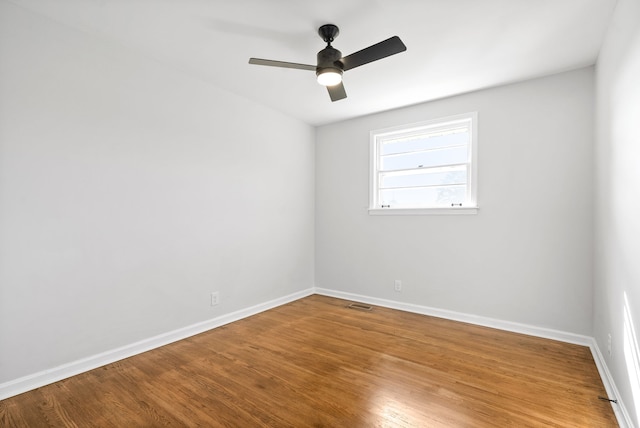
{"left": 347, "top": 302, "right": 373, "bottom": 311}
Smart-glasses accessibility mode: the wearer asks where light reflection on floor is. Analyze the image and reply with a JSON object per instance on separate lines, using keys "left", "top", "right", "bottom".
{"left": 367, "top": 355, "right": 473, "bottom": 427}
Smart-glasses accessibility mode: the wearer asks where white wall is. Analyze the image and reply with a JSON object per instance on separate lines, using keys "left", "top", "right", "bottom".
{"left": 316, "top": 68, "right": 594, "bottom": 335}
{"left": 594, "top": 0, "right": 640, "bottom": 424}
{"left": 0, "top": 1, "right": 314, "bottom": 384}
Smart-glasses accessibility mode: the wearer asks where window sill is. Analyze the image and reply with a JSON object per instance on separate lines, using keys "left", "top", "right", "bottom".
{"left": 368, "top": 206, "right": 478, "bottom": 216}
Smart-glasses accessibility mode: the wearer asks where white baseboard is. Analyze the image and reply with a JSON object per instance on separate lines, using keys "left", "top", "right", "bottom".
{"left": 315, "top": 288, "right": 593, "bottom": 345}
{"left": 589, "top": 339, "right": 634, "bottom": 428}
{"left": 0, "top": 287, "right": 315, "bottom": 401}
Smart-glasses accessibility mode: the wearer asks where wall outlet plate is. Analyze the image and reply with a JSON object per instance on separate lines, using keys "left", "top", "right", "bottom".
{"left": 211, "top": 292, "right": 220, "bottom": 306}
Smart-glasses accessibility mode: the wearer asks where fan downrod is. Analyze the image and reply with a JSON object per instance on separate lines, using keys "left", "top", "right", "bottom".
{"left": 318, "top": 24, "right": 339, "bottom": 45}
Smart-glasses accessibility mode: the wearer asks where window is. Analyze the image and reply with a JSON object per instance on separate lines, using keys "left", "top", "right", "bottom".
{"left": 369, "top": 112, "right": 478, "bottom": 215}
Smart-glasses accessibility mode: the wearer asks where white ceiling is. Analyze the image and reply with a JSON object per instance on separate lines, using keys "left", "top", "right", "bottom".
{"left": 10, "top": 0, "right": 617, "bottom": 126}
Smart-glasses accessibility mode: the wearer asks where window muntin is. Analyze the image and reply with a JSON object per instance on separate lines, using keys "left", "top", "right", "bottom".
{"left": 370, "top": 113, "right": 477, "bottom": 213}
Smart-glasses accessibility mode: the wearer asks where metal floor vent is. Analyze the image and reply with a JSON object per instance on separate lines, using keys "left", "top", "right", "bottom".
{"left": 347, "top": 302, "right": 373, "bottom": 311}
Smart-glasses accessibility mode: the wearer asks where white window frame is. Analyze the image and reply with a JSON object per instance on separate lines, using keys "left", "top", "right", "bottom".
{"left": 369, "top": 112, "right": 478, "bottom": 216}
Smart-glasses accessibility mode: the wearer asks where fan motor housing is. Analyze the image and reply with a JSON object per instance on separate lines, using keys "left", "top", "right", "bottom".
{"left": 316, "top": 46, "right": 343, "bottom": 76}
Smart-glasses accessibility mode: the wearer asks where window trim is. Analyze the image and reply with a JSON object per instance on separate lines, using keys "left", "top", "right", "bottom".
{"left": 369, "top": 112, "right": 478, "bottom": 216}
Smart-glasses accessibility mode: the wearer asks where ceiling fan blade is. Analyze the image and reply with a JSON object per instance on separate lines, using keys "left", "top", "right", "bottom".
{"left": 340, "top": 36, "right": 407, "bottom": 71}
{"left": 249, "top": 58, "right": 316, "bottom": 71}
{"left": 327, "top": 81, "right": 347, "bottom": 102}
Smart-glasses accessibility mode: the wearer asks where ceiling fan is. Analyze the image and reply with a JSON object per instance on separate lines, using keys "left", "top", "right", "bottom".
{"left": 249, "top": 24, "right": 407, "bottom": 102}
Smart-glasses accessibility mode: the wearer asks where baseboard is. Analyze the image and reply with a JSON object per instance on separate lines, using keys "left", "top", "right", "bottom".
{"left": 0, "top": 287, "right": 315, "bottom": 401}
{"left": 315, "top": 288, "right": 593, "bottom": 346}
{"left": 589, "top": 339, "right": 634, "bottom": 428}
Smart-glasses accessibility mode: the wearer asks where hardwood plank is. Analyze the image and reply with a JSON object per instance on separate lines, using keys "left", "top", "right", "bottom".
{"left": 0, "top": 295, "right": 618, "bottom": 427}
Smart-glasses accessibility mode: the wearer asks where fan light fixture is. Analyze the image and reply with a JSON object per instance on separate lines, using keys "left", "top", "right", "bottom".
{"left": 249, "top": 24, "right": 407, "bottom": 102}
{"left": 317, "top": 68, "right": 343, "bottom": 86}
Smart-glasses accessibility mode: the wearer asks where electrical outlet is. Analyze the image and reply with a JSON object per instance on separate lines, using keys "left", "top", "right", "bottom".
{"left": 608, "top": 333, "right": 612, "bottom": 357}
{"left": 211, "top": 292, "right": 220, "bottom": 306}
{"left": 394, "top": 280, "right": 402, "bottom": 292}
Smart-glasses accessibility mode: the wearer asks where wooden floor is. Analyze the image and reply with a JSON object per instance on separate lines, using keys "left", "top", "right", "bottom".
{"left": 0, "top": 295, "right": 617, "bottom": 427}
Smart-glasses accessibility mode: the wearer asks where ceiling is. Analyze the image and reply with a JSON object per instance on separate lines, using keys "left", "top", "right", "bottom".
{"left": 10, "top": 0, "right": 617, "bottom": 126}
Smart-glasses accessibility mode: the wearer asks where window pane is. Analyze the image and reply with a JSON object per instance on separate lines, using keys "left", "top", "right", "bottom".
{"left": 381, "top": 129, "right": 469, "bottom": 155}
{"left": 381, "top": 145, "right": 468, "bottom": 171}
{"left": 380, "top": 185, "right": 467, "bottom": 208}
{"left": 380, "top": 167, "right": 467, "bottom": 189}
{"left": 370, "top": 112, "right": 477, "bottom": 211}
